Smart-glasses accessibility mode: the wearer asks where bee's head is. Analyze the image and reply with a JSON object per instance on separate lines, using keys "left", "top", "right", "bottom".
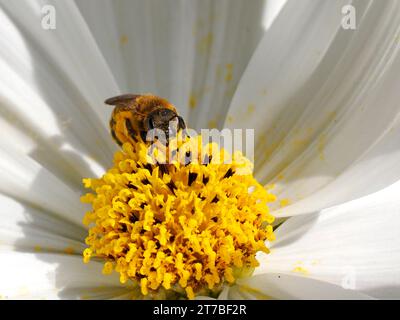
{"left": 144, "top": 108, "right": 186, "bottom": 141}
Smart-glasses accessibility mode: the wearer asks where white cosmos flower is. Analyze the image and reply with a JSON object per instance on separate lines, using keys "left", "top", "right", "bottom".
{"left": 0, "top": 0, "right": 400, "bottom": 300}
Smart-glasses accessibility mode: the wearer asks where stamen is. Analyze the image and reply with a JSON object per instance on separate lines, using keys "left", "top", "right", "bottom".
{"left": 223, "top": 168, "right": 234, "bottom": 179}
{"left": 81, "top": 134, "right": 276, "bottom": 299}
{"left": 188, "top": 172, "right": 198, "bottom": 186}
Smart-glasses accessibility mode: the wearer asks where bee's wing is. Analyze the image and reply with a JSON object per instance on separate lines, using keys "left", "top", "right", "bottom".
{"left": 104, "top": 94, "right": 140, "bottom": 107}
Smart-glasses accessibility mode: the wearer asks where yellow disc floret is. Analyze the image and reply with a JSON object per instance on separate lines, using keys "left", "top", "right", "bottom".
{"left": 81, "top": 134, "right": 276, "bottom": 299}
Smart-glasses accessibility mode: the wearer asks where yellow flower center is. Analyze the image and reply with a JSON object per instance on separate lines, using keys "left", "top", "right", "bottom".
{"left": 80, "top": 134, "right": 276, "bottom": 299}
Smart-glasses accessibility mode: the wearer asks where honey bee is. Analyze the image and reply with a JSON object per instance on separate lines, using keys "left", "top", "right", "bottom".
{"left": 105, "top": 94, "right": 186, "bottom": 146}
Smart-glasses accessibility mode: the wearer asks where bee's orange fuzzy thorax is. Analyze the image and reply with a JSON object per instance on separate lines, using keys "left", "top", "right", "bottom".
{"left": 135, "top": 95, "right": 177, "bottom": 113}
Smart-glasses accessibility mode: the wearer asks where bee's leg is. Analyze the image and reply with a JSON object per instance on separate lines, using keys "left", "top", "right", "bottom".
{"left": 140, "top": 131, "right": 148, "bottom": 142}
{"left": 110, "top": 118, "right": 123, "bottom": 147}
{"left": 177, "top": 116, "right": 189, "bottom": 139}
{"left": 125, "top": 119, "right": 138, "bottom": 142}
{"left": 164, "top": 132, "right": 170, "bottom": 147}
{"left": 177, "top": 116, "right": 186, "bottom": 130}
{"left": 111, "top": 129, "right": 123, "bottom": 147}
{"left": 144, "top": 116, "right": 154, "bottom": 130}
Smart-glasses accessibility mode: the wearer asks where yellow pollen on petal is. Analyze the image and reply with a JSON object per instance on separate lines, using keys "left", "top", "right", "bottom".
{"left": 63, "top": 247, "right": 75, "bottom": 255}
{"left": 280, "top": 198, "right": 290, "bottom": 208}
{"left": 293, "top": 266, "right": 309, "bottom": 275}
{"left": 81, "top": 134, "right": 276, "bottom": 299}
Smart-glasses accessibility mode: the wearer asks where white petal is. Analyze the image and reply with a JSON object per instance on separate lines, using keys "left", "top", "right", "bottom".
{"left": 254, "top": 181, "right": 400, "bottom": 299}
{"left": 76, "top": 0, "right": 270, "bottom": 130}
{"left": 0, "top": 145, "right": 86, "bottom": 226}
{"left": 261, "top": 0, "right": 288, "bottom": 30}
{"left": 229, "top": 273, "right": 372, "bottom": 300}
{"left": 0, "top": 0, "right": 118, "bottom": 189}
{"left": 0, "top": 193, "right": 85, "bottom": 253}
{"left": 0, "top": 0, "right": 124, "bottom": 242}
{"left": 275, "top": 119, "right": 400, "bottom": 217}
{"left": 0, "top": 251, "right": 127, "bottom": 299}
{"left": 225, "top": 0, "right": 400, "bottom": 216}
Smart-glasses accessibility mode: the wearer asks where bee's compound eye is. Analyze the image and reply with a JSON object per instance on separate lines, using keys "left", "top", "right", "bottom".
{"left": 160, "top": 109, "right": 169, "bottom": 117}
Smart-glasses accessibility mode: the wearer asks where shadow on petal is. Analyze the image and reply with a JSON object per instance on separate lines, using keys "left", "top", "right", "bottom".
{"left": 0, "top": 4, "right": 125, "bottom": 299}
